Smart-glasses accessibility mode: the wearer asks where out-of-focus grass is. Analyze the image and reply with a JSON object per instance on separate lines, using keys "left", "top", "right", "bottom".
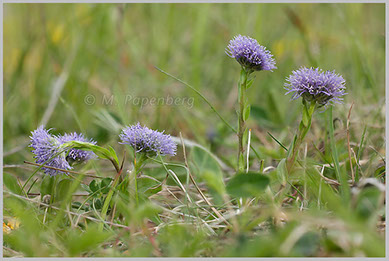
{"left": 4, "top": 4, "right": 385, "bottom": 157}
{"left": 3, "top": 3, "right": 385, "bottom": 257}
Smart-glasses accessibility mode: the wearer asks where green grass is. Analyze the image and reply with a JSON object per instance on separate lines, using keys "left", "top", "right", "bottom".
{"left": 3, "top": 3, "right": 385, "bottom": 257}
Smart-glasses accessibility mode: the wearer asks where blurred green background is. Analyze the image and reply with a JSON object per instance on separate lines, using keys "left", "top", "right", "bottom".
{"left": 4, "top": 3, "right": 385, "bottom": 175}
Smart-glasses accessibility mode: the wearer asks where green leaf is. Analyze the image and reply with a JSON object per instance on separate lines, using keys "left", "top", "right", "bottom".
{"left": 243, "top": 104, "right": 251, "bottom": 121}
{"left": 242, "top": 127, "right": 249, "bottom": 148}
{"left": 226, "top": 172, "right": 270, "bottom": 198}
{"left": 374, "top": 165, "right": 385, "bottom": 178}
{"left": 101, "top": 178, "right": 112, "bottom": 188}
{"left": 239, "top": 153, "right": 245, "bottom": 171}
{"left": 4, "top": 172, "right": 22, "bottom": 195}
{"left": 239, "top": 68, "right": 247, "bottom": 86}
{"left": 302, "top": 105, "right": 309, "bottom": 127}
{"left": 72, "top": 201, "right": 82, "bottom": 209}
{"left": 137, "top": 176, "right": 162, "bottom": 198}
{"left": 60, "top": 141, "right": 119, "bottom": 166}
{"left": 246, "top": 77, "right": 255, "bottom": 89}
{"left": 81, "top": 183, "right": 92, "bottom": 193}
{"left": 107, "top": 145, "right": 119, "bottom": 166}
{"left": 40, "top": 175, "right": 55, "bottom": 198}
{"left": 100, "top": 178, "right": 112, "bottom": 194}
{"left": 89, "top": 180, "right": 99, "bottom": 193}
{"left": 276, "top": 158, "right": 287, "bottom": 186}
{"left": 55, "top": 179, "right": 73, "bottom": 200}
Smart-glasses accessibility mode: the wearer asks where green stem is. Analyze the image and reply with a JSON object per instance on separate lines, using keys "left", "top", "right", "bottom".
{"left": 99, "top": 171, "right": 121, "bottom": 231}
{"left": 237, "top": 68, "right": 251, "bottom": 173}
{"left": 286, "top": 99, "right": 316, "bottom": 173}
{"left": 133, "top": 161, "right": 140, "bottom": 206}
{"left": 110, "top": 158, "right": 120, "bottom": 173}
{"left": 134, "top": 153, "right": 148, "bottom": 205}
{"left": 45, "top": 176, "right": 57, "bottom": 215}
{"left": 98, "top": 153, "right": 130, "bottom": 231}
{"left": 49, "top": 175, "right": 58, "bottom": 205}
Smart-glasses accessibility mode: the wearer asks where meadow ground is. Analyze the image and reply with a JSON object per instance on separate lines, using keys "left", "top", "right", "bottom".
{"left": 3, "top": 3, "right": 386, "bottom": 257}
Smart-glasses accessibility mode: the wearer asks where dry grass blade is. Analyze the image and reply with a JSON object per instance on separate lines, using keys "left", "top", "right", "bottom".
{"left": 179, "top": 132, "right": 230, "bottom": 227}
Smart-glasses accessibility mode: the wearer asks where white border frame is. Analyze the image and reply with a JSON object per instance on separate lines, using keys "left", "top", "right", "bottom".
{"left": 1, "top": 1, "right": 387, "bottom": 260}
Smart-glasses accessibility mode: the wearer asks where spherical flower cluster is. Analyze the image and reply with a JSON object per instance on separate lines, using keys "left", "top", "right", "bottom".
{"left": 119, "top": 123, "right": 177, "bottom": 157}
{"left": 29, "top": 126, "right": 71, "bottom": 176}
{"left": 226, "top": 35, "right": 277, "bottom": 71}
{"left": 284, "top": 67, "right": 346, "bottom": 106}
{"left": 29, "top": 126, "right": 96, "bottom": 176}
{"left": 58, "top": 132, "right": 97, "bottom": 164}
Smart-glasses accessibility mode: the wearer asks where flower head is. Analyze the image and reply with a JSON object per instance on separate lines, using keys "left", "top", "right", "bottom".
{"left": 226, "top": 35, "right": 277, "bottom": 71}
{"left": 119, "top": 123, "right": 177, "bottom": 157}
{"left": 29, "top": 126, "right": 71, "bottom": 176}
{"left": 285, "top": 67, "right": 346, "bottom": 106}
{"left": 58, "top": 132, "right": 97, "bottom": 164}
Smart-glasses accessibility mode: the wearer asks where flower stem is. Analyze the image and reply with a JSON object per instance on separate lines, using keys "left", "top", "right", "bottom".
{"left": 237, "top": 67, "right": 251, "bottom": 173}
{"left": 286, "top": 99, "right": 316, "bottom": 173}
{"left": 49, "top": 175, "right": 58, "bottom": 205}
{"left": 99, "top": 155, "right": 126, "bottom": 231}
{"left": 133, "top": 159, "right": 140, "bottom": 206}
{"left": 99, "top": 170, "right": 122, "bottom": 231}
{"left": 132, "top": 153, "right": 147, "bottom": 206}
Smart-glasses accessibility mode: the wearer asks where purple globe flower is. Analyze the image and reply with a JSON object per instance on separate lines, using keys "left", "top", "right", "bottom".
{"left": 58, "top": 132, "right": 97, "bottom": 164}
{"left": 119, "top": 123, "right": 177, "bottom": 157}
{"left": 226, "top": 35, "right": 277, "bottom": 71}
{"left": 29, "top": 126, "right": 71, "bottom": 176}
{"left": 285, "top": 67, "right": 346, "bottom": 106}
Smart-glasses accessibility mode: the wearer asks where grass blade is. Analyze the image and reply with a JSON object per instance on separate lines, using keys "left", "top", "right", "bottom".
{"left": 327, "top": 107, "right": 350, "bottom": 205}
{"left": 267, "top": 131, "right": 288, "bottom": 151}
{"left": 355, "top": 125, "right": 367, "bottom": 183}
